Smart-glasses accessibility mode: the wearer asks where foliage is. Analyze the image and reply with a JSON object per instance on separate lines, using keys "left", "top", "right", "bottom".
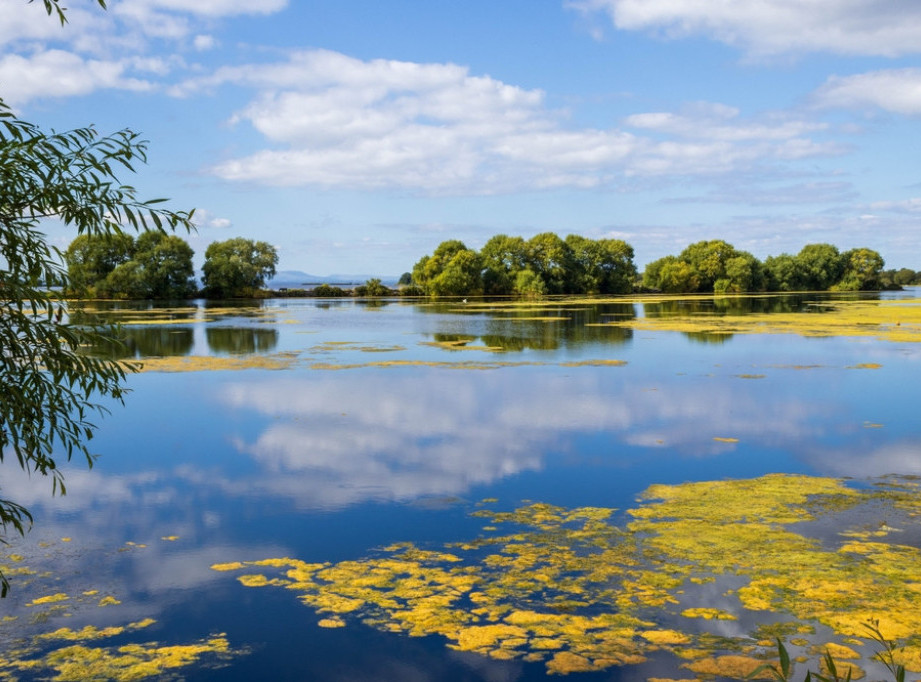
{"left": 353, "top": 278, "right": 391, "bottom": 297}
{"left": 412, "top": 233, "right": 638, "bottom": 297}
{"left": 65, "top": 231, "right": 196, "bottom": 299}
{"left": 643, "top": 241, "right": 883, "bottom": 294}
{"left": 480, "top": 234, "right": 528, "bottom": 295}
{"left": 0, "top": 90, "right": 193, "bottom": 594}
{"left": 201, "top": 237, "right": 278, "bottom": 298}
{"left": 64, "top": 232, "right": 134, "bottom": 296}
{"left": 311, "top": 283, "right": 348, "bottom": 297}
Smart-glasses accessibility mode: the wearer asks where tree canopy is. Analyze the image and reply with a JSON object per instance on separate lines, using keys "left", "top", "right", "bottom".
{"left": 64, "top": 231, "right": 196, "bottom": 299}
{"left": 202, "top": 237, "right": 278, "bottom": 298}
{"left": 643, "top": 241, "right": 885, "bottom": 294}
{"left": 411, "top": 233, "right": 637, "bottom": 297}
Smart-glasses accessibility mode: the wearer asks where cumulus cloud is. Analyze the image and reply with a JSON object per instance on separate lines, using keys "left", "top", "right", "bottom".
{"left": 567, "top": 0, "right": 921, "bottom": 57}
{"left": 192, "top": 49, "right": 835, "bottom": 194}
{"left": 814, "top": 68, "right": 921, "bottom": 116}
{"left": 193, "top": 209, "right": 233, "bottom": 229}
{"left": 0, "top": 50, "right": 152, "bottom": 106}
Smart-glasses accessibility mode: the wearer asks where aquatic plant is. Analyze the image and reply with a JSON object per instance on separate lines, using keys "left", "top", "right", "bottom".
{"left": 212, "top": 474, "right": 921, "bottom": 678}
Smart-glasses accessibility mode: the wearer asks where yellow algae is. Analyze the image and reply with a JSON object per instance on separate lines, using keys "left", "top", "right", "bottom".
{"left": 209, "top": 474, "right": 921, "bottom": 678}
{"left": 685, "top": 655, "right": 776, "bottom": 678}
{"left": 130, "top": 353, "right": 298, "bottom": 373}
{"left": 40, "top": 636, "right": 232, "bottom": 681}
{"left": 160, "top": 536, "right": 179, "bottom": 541}
{"left": 210, "top": 561, "right": 247, "bottom": 571}
{"left": 643, "top": 630, "right": 691, "bottom": 645}
{"left": 61, "top": 538, "right": 71, "bottom": 542}
{"left": 811, "top": 642, "right": 860, "bottom": 659}
{"left": 546, "top": 651, "right": 596, "bottom": 674}
{"left": 848, "top": 363, "right": 883, "bottom": 369}
{"left": 713, "top": 436, "right": 739, "bottom": 443}
{"left": 7, "top": 554, "right": 24, "bottom": 562}
{"left": 38, "top": 625, "right": 127, "bottom": 641}
{"left": 98, "top": 596, "right": 121, "bottom": 606}
{"left": 28, "top": 593, "right": 70, "bottom": 606}
{"left": 592, "top": 296, "right": 921, "bottom": 343}
{"left": 558, "top": 359, "right": 627, "bottom": 367}
{"left": 681, "top": 608, "right": 737, "bottom": 621}
{"left": 317, "top": 617, "right": 346, "bottom": 628}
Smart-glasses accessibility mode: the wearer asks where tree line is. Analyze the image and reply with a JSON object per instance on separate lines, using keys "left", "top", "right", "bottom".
{"left": 642, "top": 240, "right": 888, "bottom": 294}
{"left": 406, "top": 236, "right": 914, "bottom": 296}
{"left": 64, "top": 234, "right": 278, "bottom": 299}
{"left": 409, "top": 233, "right": 637, "bottom": 297}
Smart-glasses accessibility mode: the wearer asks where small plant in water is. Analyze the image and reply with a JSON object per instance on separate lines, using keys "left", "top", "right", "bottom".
{"left": 749, "top": 621, "right": 907, "bottom": 682}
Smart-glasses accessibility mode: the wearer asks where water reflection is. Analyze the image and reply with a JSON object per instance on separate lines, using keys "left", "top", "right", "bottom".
{"left": 206, "top": 327, "right": 279, "bottom": 354}
{"left": 216, "top": 368, "right": 827, "bottom": 510}
{"left": 419, "top": 302, "right": 635, "bottom": 351}
{"left": 89, "top": 326, "right": 195, "bottom": 358}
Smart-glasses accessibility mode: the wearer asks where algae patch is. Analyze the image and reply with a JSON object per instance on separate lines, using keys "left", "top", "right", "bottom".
{"left": 0, "top": 542, "right": 242, "bottom": 681}
{"left": 212, "top": 474, "right": 921, "bottom": 678}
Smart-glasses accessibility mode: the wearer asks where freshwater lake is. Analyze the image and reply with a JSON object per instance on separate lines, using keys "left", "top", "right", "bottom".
{"left": 2, "top": 292, "right": 921, "bottom": 681}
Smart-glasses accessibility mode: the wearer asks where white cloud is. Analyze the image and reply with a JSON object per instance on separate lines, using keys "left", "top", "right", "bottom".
{"left": 0, "top": 50, "right": 152, "bottom": 106}
{"left": 195, "top": 50, "right": 835, "bottom": 194}
{"left": 814, "top": 68, "right": 921, "bottom": 116}
{"left": 193, "top": 34, "right": 217, "bottom": 51}
{"left": 193, "top": 210, "right": 233, "bottom": 229}
{"left": 567, "top": 0, "right": 921, "bottom": 57}
{"left": 125, "top": 0, "right": 287, "bottom": 18}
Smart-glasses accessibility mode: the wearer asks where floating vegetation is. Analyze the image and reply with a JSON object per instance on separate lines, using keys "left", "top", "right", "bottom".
{"left": 0, "top": 543, "right": 241, "bottom": 681}
{"left": 213, "top": 474, "right": 921, "bottom": 678}
{"left": 420, "top": 338, "right": 505, "bottom": 352}
{"left": 127, "top": 352, "right": 300, "bottom": 372}
{"left": 589, "top": 297, "right": 921, "bottom": 343}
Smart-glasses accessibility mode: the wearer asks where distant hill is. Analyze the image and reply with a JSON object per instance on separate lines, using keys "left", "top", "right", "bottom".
{"left": 268, "top": 270, "right": 400, "bottom": 289}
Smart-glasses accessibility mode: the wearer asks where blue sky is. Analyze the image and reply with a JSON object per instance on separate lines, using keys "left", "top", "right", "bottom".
{"left": 3, "top": 0, "right": 921, "bottom": 276}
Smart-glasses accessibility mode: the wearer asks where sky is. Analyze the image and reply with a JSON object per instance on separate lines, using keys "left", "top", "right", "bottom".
{"left": 2, "top": 0, "right": 921, "bottom": 277}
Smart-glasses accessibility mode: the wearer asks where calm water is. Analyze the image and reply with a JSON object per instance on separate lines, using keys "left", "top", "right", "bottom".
{"left": 3, "top": 294, "right": 921, "bottom": 680}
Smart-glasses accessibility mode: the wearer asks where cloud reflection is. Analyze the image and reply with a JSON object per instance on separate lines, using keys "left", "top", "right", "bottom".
{"left": 220, "top": 369, "right": 827, "bottom": 509}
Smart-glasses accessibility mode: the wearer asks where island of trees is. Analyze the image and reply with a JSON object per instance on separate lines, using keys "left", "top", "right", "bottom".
{"left": 407, "top": 235, "right": 918, "bottom": 297}
{"left": 60, "top": 232, "right": 921, "bottom": 300}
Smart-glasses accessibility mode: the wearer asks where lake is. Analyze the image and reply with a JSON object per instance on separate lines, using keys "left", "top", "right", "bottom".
{"left": 2, "top": 292, "right": 921, "bottom": 681}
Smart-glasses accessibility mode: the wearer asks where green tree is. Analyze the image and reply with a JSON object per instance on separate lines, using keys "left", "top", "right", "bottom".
{"left": 201, "top": 238, "right": 278, "bottom": 298}
{"left": 764, "top": 253, "right": 802, "bottom": 291}
{"left": 527, "top": 232, "right": 574, "bottom": 294}
{"left": 354, "top": 278, "right": 391, "bottom": 297}
{"left": 678, "top": 239, "right": 742, "bottom": 292}
{"left": 64, "top": 232, "right": 135, "bottom": 297}
{"left": 641, "top": 256, "right": 675, "bottom": 291}
{"left": 835, "top": 247, "right": 885, "bottom": 291}
{"left": 429, "top": 249, "right": 483, "bottom": 297}
{"left": 795, "top": 243, "right": 844, "bottom": 291}
{"left": 480, "top": 234, "right": 528, "bottom": 295}
{"left": 0, "top": 93, "right": 193, "bottom": 594}
{"left": 514, "top": 268, "right": 547, "bottom": 298}
{"left": 412, "top": 240, "right": 483, "bottom": 296}
{"left": 126, "top": 231, "right": 196, "bottom": 299}
{"left": 565, "top": 235, "right": 636, "bottom": 294}
{"left": 658, "top": 260, "right": 700, "bottom": 293}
